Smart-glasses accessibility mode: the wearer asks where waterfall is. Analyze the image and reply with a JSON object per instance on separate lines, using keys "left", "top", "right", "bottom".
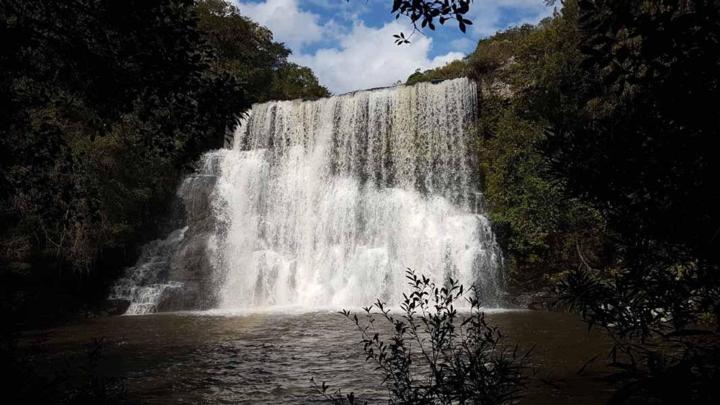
{"left": 111, "top": 78, "right": 504, "bottom": 314}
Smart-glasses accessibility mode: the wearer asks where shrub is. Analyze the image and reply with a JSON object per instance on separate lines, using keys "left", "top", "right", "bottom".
{"left": 313, "top": 269, "right": 528, "bottom": 404}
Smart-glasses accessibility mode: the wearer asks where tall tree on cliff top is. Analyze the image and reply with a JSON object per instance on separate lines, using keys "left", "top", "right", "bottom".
{"left": 196, "top": 0, "right": 328, "bottom": 101}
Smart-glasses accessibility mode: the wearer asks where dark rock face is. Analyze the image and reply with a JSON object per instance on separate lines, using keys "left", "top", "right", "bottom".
{"left": 156, "top": 285, "right": 192, "bottom": 312}
{"left": 504, "top": 289, "right": 561, "bottom": 311}
{"left": 162, "top": 155, "right": 223, "bottom": 311}
{"left": 109, "top": 153, "right": 223, "bottom": 314}
{"left": 102, "top": 299, "right": 131, "bottom": 316}
{"left": 527, "top": 296, "right": 556, "bottom": 311}
{"left": 163, "top": 231, "right": 217, "bottom": 311}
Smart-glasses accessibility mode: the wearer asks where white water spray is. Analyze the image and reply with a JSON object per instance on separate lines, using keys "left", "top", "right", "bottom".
{"left": 212, "top": 78, "right": 503, "bottom": 309}
{"left": 111, "top": 78, "right": 504, "bottom": 313}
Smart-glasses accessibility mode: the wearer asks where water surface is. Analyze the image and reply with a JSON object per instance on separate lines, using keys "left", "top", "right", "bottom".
{"left": 24, "top": 310, "right": 614, "bottom": 404}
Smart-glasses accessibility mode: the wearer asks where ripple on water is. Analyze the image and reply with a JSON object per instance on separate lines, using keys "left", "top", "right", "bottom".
{"left": 24, "top": 310, "right": 614, "bottom": 404}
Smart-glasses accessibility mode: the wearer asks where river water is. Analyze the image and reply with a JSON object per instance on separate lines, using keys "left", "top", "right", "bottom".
{"left": 22, "top": 310, "right": 615, "bottom": 404}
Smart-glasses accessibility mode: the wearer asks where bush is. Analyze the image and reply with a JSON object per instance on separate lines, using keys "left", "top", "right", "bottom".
{"left": 313, "top": 269, "right": 528, "bottom": 404}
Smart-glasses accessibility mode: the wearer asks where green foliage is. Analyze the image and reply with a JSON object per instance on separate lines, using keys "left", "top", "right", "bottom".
{"left": 389, "top": 0, "right": 474, "bottom": 44}
{"left": 405, "top": 59, "right": 468, "bottom": 85}
{"left": 403, "top": 4, "right": 609, "bottom": 287}
{"left": 0, "top": 0, "right": 327, "bottom": 322}
{"left": 405, "top": 23, "right": 545, "bottom": 85}
{"left": 555, "top": 0, "right": 720, "bottom": 265}
{"left": 547, "top": 1, "right": 720, "bottom": 401}
{"left": 195, "top": 0, "right": 329, "bottom": 102}
{"left": 468, "top": 24, "right": 537, "bottom": 80}
{"left": 476, "top": 108, "right": 604, "bottom": 282}
{"left": 270, "top": 63, "right": 330, "bottom": 100}
{"left": 1, "top": 0, "right": 239, "bottom": 273}
{"left": 314, "top": 269, "right": 528, "bottom": 404}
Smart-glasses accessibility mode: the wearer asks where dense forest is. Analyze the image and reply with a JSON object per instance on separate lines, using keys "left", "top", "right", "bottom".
{"left": 0, "top": 0, "right": 328, "bottom": 325}
{"left": 409, "top": 0, "right": 720, "bottom": 401}
{"left": 2, "top": 0, "right": 719, "bottom": 403}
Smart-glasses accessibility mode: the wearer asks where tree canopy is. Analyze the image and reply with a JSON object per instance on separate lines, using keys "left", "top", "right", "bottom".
{"left": 196, "top": 0, "right": 329, "bottom": 102}
{"left": 0, "top": 0, "right": 328, "bottom": 322}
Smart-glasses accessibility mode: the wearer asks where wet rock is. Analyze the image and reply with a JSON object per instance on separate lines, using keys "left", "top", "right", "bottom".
{"left": 167, "top": 231, "right": 218, "bottom": 310}
{"left": 526, "top": 291, "right": 560, "bottom": 311}
{"left": 156, "top": 285, "right": 190, "bottom": 312}
{"left": 109, "top": 153, "right": 221, "bottom": 314}
{"left": 505, "top": 289, "right": 560, "bottom": 311}
{"left": 102, "top": 299, "right": 131, "bottom": 316}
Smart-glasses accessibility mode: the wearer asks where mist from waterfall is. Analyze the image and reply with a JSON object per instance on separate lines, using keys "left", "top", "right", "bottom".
{"left": 110, "top": 78, "right": 504, "bottom": 313}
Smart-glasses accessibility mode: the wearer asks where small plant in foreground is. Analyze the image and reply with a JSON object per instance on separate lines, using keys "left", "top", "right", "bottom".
{"left": 312, "top": 269, "right": 529, "bottom": 404}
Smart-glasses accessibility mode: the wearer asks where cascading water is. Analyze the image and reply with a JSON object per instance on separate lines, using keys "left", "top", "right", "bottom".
{"left": 111, "top": 78, "right": 504, "bottom": 314}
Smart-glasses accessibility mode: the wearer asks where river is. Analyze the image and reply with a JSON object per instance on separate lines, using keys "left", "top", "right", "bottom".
{"left": 21, "top": 310, "right": 614, "bottom": 404}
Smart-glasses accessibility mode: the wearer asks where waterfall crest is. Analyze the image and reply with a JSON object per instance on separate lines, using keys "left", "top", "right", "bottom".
{"left": 112, "top": 78, "right": 504, "bottom": 313}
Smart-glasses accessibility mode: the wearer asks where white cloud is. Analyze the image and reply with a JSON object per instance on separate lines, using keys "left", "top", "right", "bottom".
{"left": 428, "top": 51, "right": 466, "bottom": 69}
{"left": 450, "top": 37, "right": 477, "bottom": 53}
{"left": 236, "top": 0, "right": 325, "bottom": 49}
{"left": 232, "top": 0, "right": 553, "bottom": 94}
{"left": 293, "top": 21, "right": 465, "bottom": 94}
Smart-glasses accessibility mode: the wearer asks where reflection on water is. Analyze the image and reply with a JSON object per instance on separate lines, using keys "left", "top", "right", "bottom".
{"left": 23, "top": 311, "right": 615, "bottom": 404}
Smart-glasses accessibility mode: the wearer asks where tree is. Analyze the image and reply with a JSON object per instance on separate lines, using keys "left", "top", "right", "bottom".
{"left": 270, "top": 63, "right": 330, "bottom": 100}
{"left": 551, "top": 0, "right": 720, "bottom": 265}
{"left": 0, "top": 0, "right": 248, "bottom": 322}
{"left": 196, "top": 0, "right": 329, "bottom": 101}
{"left": 551, "top": 1, "right": 720, "bottom": 402}
{"left": 390, "top": 0, "right": 473, "bottom": 43}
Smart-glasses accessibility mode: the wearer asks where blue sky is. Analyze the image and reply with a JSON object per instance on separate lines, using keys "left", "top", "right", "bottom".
{"left": 235, "top": 0, "right": 554, "bottom": 94}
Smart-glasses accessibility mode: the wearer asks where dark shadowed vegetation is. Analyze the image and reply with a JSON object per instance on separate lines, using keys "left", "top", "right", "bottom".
{"left": 0, "top": 0, "right": 328, "bottom": 326}
{"left": 196, "top": 0, "right": 329, "bottom": 102}
{"left": 1, "top": 0, "right": 327, "bottom": 399}
{"left": 409, "top": 0, "right": 720, "bottom": 402}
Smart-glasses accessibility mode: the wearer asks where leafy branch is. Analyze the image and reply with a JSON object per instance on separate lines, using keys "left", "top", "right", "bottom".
{"left": 385, "top": 0, "right": 475, "bottom": 44}
{"left": 313, "top": 269, "right": 528, "bottom": 404}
